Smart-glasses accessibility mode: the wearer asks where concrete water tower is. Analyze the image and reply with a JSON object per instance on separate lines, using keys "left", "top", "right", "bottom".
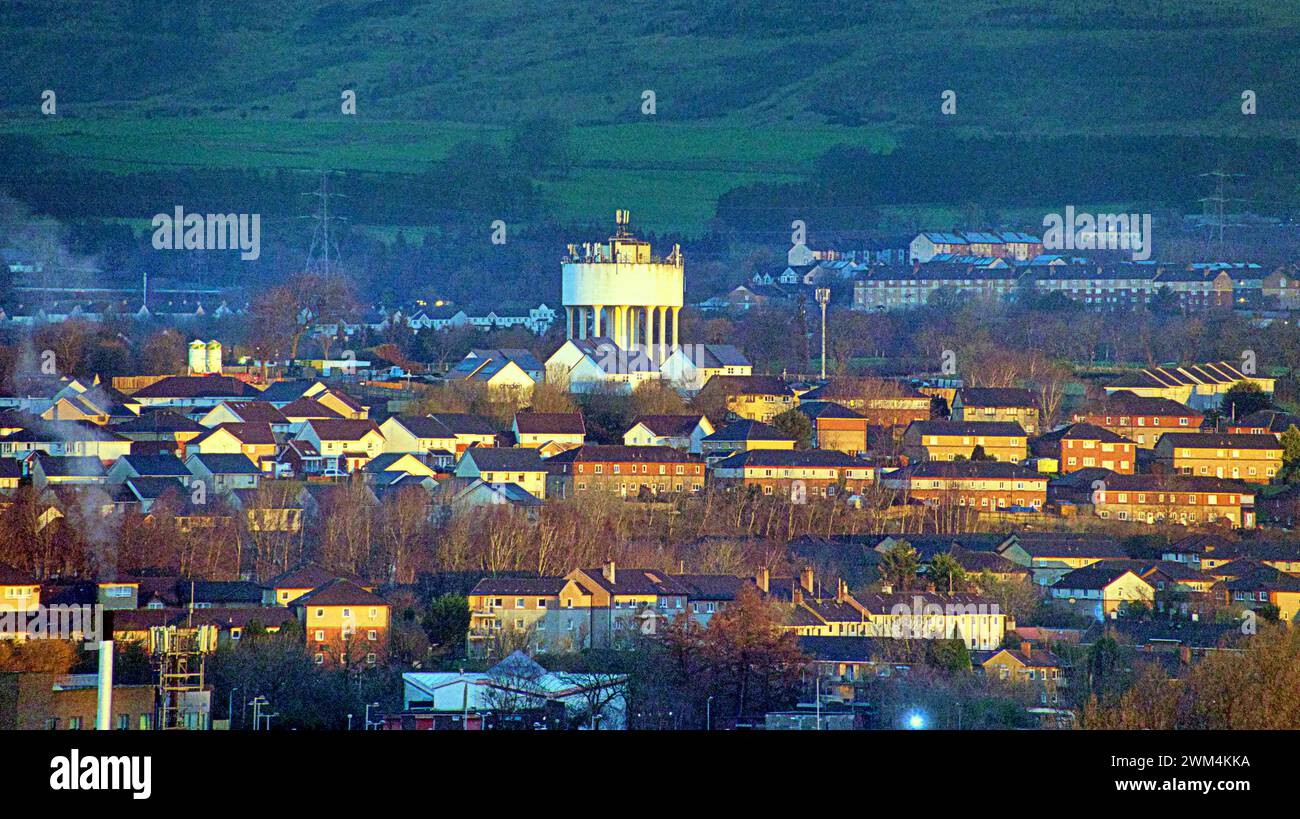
{"left": 562, "top": 210, "right": 683, "bottom": 356}
{"left": 188, "top": 340, "right": 207, "bottom": 374}
{"left": 205, "top": 340, "right": 223, "bottom": 374}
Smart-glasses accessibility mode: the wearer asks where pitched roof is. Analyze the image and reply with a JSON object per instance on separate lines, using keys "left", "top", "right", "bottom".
{"left": 0, "top": 564, "right": 37, "bottom": 585}
{"left": 187, "top": 453, "right": 261, "bottom": 475}
{"left": 1154, "top": 432, "right": 1282, "bottom": 451}
{"left": 265, "top": 562, "right": 365, "bottom": 590}
{"left": 35, "top": 453, "right": 105, "bottom": 478}
{"left": 698, "top": 375, "right": 793, "bottom": 397}
{"left": 907, "top": 419, "right": 1027, "bottom": 438}
{"left": 704, "top": 419, "right": 795, "bottom": 443}
{"left": 424, "top": 413, "right": 497, "bottom": 436}
{"left": 1051, "top": 564, "right": 1146, "bottom": 590}
{"left": 277, "top": 397, "right": 343, "bottom": 419}
{"left": 546, "top": 444, "right": 696, "bottom": 465}
{"left": 628, "top": 415, "right": 707, "bottom": 437}
{"left": 469, "top": 576, "right": 571, "bottom": 596}
{"left": 292, "top": 578, "right": 388, "bottom": 607}
{"left": 1007, "top": 533, "right": 1127, "bottom": 559}
{"left": 305, "top": 419, "right": 382, "bottom": 442}
{"left": 796, "top": 401, "right": 865, "bottom": 420}
{"left": 900, "top": 461, "right": 1043, "bottom": 481}
{"left": 111, "top": 410, "right": 206, "bottom": 434}
{"left": 217, "top": 401, "right": 288, "bottom": 424}
{"left": 514, "top": 412, "right": 585, "bottom": 436}
{"left": 115, "top": 452, "right": 189, "bottom": 477}
{"left": 1232, "top": 409, "right": 1300, "bottom": 433}
{"left": 1035, "top": 422, "right": 1132, "bottom": 444}
{"left": 131, "top": 375, "right": 260, "bottom": 400}
{"left": 956, "top": 387, "right": 1041, "bottom": 409}
{"left": 461, "top": 447, "right": 548, "bottom": 472}
{"left": 1093, "top": 390, "right": 1199, "bottom": 417}
{"left": 713, "top": 449, "right": 868, "bottom": 469}
{"left": 196, "top": 422, "right": 277, "bottom": 446}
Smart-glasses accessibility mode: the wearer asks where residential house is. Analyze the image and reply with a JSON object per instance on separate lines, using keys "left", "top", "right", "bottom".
{"left": 996, "top": 533, "right": 1129, "bottom": 586}
{"left": 700, "top": 419, "right": 797, "bottom": 458}
{"left": 264, "top": 563, "right": 371, "bottom": 606}
{"left": 694, "top": 375, "right": 796, "bottom": 423}
{"left": 880, "top": 461, "right": 1047, "bottom": 513}
{"left": 379, "top": 413, "right": 496, "bottom": 458}
{"left": 1152, "top": 432, "right": 1282, "bottom": 483}
{"left": 297, "top": 419, "right": 385, "bottom": 473}
{"left": 622, "top": 414, "right": 714, "bottom": 454}
{"left": 797, "top": 379, "right": 932, "bottom": 429}
{"left": 513, "top": 412, "right": 585, "bottom": 456}
{"left": 454, "top": 447, "right": 549, "bottom": 500}
{"left": 1091, "top": 474, "right": 1256, "bottom": 528}
{"left": 291, "top": 579, "right": 390, "bottom": 667}
{"left": 467, "top": 577, "right": 596, "bottom": 655}
{"left": 976, "top": 643, "right": 1067, "bottom": 707}
{"left": 447, "top": 348, "right": 543, "bottom": 397}
{"left": 544, "top": 337, "right": 660, "bottom": 394}
{"left": 128, "top": 375, "right": 261, "bottom": 410}
{"left": 199, "top": 401, "right": 290, "bottom": 434}
{"left": 109, "top": 410, "right": 207, "bottom": 456}
{"left": 1032, "top": 423, "right": 1136, "bottom": 474}
{"left": 658, "top": 344, "right": 752, "bottom": 390}
{"left": 952, "top": 387, "right": 1043, "bottom": 434}
{"left": 545, "top": 444, "right": 704, "bottom": 498}
{"left": 902, "top": 420, "right": 1028, "bottom": 462}
{"left": 185, "top": 453, "right": 262, "bottom": 494}
{"left": 710, "top": 450, "right": 876, "bottom": 500}
{"left": 797, "top": 401, "right": 870, "bottom": 455}
{"left": 1070, "top": 390, "right": 1201, "bottom": 449}
{"left": 1049, "top": 565, "right": 1156, "bottom": 620}
{"left": 1227, "top": 409, "right": 1300, "bottom": 438}
{"left": 191, "top": 422, "right": 278, "bottom": 471}
{"left": 0, "top": 565, "right": 40, "bottom": 612}
{"left": 106, "top": 452, "right": 190, "bottom": 485}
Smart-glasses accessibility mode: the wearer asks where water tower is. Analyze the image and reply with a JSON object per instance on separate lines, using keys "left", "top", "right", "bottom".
{"left": 188, "top": 340, "right": 207, "bottom": 374}
{"left": 205, "top": 340, "right": 223, "bottom": 374}
{"left": 562, "top": 210, "right": 683, "bottom": 358}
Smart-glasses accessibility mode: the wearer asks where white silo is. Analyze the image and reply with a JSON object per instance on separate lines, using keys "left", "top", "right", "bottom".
{"left": 188, "top": 340, "right": 208, "bottom": 374}
{"left": 562, "top": 210, "right": 683, "bottom": 358}
{"left": 205, "top": 340, "right": 223, "bottom": 374}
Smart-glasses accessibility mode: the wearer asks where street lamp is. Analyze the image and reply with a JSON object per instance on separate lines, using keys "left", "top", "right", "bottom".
{"left": 905, "top": 710, "right": 927, "bottom": 730}
{"left": 365, "top": 702, "right": 380, "bottom": 730}
{"left": 706, "top": 695, "right": 713, "bottom": 731}
{"left": 248, "top": 696, "right": 268, "bottom": 731}
{"left": 227, "top": 686, "right": 240, "bottom": 729}
{"left": 814, "top": 288, "right": 831, "bottom": 381}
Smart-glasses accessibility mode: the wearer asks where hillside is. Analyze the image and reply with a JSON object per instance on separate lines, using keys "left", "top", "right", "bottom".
{"left": 1, "top": 0, "right": 1298, "bottom": 234}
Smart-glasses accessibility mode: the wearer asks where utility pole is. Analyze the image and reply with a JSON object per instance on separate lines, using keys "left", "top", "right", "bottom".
{"left": 815, "top": 287, "right": 831, "bottom": 381}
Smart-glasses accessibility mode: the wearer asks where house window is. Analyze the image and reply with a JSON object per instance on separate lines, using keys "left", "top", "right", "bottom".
{"left": 368, "top": 630, "right": 378, "bottom": 641}
{"left": 314, "top": 630, "right": 325, "bottom": 641}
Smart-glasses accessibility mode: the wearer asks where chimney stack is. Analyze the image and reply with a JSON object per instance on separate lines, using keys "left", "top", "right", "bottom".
{"left": 755, "top": 567, "right": 770, "bottom": 594}
{"left": 792, "top": 586, "right": 803, "bottom": 605}
{"left": 1020, "top": 640, "right": 1032, "bottom": 660}
{"left": 603, "top": 560, "right": 616, "bottom": 585}
{"left": 800, "top": 566, "right": 814, "bottom": 594}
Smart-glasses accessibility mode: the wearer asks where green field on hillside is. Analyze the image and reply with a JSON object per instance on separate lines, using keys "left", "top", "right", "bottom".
{"left": 2, "top": 0, "right": 1298, "bottom": 234}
